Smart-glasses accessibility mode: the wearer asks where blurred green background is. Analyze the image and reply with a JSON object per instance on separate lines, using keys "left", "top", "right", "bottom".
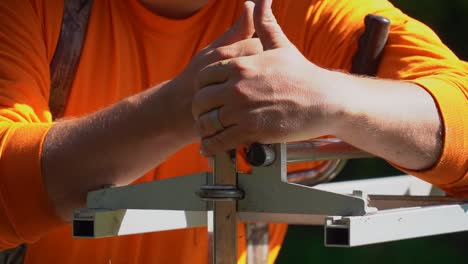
{"left": 277, "top": 0, "right": 467, "bottom": 263}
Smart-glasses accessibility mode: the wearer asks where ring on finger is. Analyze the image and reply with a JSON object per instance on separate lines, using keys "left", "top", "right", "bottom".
{"left": 207, "top": 108, "right": 224, "bottom": 133}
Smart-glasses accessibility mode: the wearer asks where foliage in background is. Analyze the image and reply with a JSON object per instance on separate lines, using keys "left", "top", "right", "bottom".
{"left": 391, "top": 0, "right": 467, "bottom": 59}
{"left": 277, "top": 0, "right": 467, "bottom": 263}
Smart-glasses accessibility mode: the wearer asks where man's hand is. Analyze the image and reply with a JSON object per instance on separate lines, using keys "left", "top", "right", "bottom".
{"left": 192, "top": 0, "right": 336, "bottom": 156}
{"left": 191, "top": 0, "right": 442, "bottom": 173}
{"left": 167, "top": 0, "right": 262, "bottom": 141}
{"left": 41, "top": 1, "right": 264, "bottom": 221}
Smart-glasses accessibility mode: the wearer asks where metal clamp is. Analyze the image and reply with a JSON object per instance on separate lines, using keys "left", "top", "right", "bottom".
{"left": 197, "top": 185, "right": 244, "bottom": 201}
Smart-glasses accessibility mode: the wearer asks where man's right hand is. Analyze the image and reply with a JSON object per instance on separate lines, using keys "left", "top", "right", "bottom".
{"left": 166, "top": 0, "right": 262, "bottom": 142}
{"left": 42, "top": 1, "right": 263, "bottom": 221}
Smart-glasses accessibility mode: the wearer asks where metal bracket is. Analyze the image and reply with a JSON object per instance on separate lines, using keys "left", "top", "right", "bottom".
{"left": 72, "top": 143, "right": 468, "bottom": 263}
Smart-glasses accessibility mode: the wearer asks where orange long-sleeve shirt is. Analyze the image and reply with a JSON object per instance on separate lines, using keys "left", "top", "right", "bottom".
{"left": 0, "top": 0, "right": 466, "bottom": 263}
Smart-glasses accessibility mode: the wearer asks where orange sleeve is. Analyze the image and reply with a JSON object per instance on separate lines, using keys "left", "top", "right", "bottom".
{"left": 375, "top": 12, "right": 467, "bottom": 196}
{"left": 0, "top": 0, "right": 64, "bottom": 250}
{"left": 276, "top": 0, "right": 467, "bottom": 195}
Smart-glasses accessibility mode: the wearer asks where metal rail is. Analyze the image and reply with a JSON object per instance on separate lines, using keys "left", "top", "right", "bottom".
{"left": 325, "top": 203, "right": 468, "bottom": 247}
{"left": 73, "top": 175, "right": 468, "bottom": 247}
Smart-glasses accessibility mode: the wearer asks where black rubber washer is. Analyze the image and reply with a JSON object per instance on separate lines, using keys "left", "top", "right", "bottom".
{"left": 196, "top": 185, "right": 244, "bottom": 201}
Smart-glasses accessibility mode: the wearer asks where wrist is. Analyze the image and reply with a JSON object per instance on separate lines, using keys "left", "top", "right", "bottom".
{"left": 316, "top": 68, "right": 356, "bottom": 138}
{"left": 122, "top": 79, "right": 196, "bottom": 148}
{"left": 155, "top": 78, "right": 197, "bottom": 143}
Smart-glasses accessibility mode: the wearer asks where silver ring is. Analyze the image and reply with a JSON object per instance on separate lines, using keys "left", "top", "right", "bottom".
{"left": 207, "top": 108, "right": 224, "bottom": 132}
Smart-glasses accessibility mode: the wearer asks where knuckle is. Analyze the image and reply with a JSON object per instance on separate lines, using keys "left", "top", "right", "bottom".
{"left": 231, "top": 83, "right": 250, "bottom": 102}
{"left": 230, "top": 59, "right": 248, "bottom": 72}
{"left": 245, "top": 39, "right": 263, "bottom": 55}
{"left": 231, "top": 59, "right": 256, "bottom": 79}
{"left": 212, "top": 47, "right": 232, "bottom": 61}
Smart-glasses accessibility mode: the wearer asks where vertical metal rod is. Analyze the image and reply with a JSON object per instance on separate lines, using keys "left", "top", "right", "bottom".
{"left": 208, "top": 151, "right": 238, "bottom": 264}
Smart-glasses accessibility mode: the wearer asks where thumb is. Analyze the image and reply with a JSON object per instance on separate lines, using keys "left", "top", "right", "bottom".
{"left": 210, "top": 1, "right": 255, "bottom": 49}
{"left": 253, "top": 0, "right": 290, "bottom": 50}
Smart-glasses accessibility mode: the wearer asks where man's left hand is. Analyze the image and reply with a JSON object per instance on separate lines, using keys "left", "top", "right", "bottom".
{"left": 192, "top": 0, "right": 340, "bottom": 156}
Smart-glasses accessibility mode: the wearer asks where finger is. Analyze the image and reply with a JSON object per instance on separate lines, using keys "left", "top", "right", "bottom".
{"left": 196, "top": 59, "right": 236, "bottom": 90}
{"left": 200, "top": 125, "right": 247, "bottom": 157}
{"left": 253, "top": 0, "right": 290, "bottom": 50}
{"left": 195, "top": 107, "right": 234, "bottom": 138}
{"left": 192, "top": 82, "right": 229, "bottom": 119}
{"left": 209, "top": 1, "right": 255, "bottom": 49}
{"left": 204, "top": 38, "right": 263, "bottom": 65}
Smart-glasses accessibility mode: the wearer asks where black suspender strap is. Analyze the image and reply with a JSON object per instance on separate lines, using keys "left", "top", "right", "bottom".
{"left": 49, "top": 0, "right": 93, "bottom": 119}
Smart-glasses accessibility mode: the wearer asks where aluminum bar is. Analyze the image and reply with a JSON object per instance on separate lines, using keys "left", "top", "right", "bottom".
{"left": 72, "top": 209, "right": 330, "bottom": 239}
{"left": 368, "top": 195, "right": 468, "bottom": 210}
{"left": 325, "top": 203, "right": 468, "bottom": 247}
{"left": 314, "top": 175, "right": 443, "bottom": 196}
{"left": 86, "top": 172, "right": 209, "bottom": 211}
{"left": 73, "top": 209, "right": 207, "bottom": 238}
{"left": 73, "top": 201, "right": 468, "bottom": 240}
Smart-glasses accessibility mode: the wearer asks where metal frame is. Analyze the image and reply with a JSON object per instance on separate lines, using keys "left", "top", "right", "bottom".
{"left": 325, "top": 204, "right": 468, "bottom": 247}
{"left": 73, "top": 142, "right": 468, "bottom": 263}
{"left": 72, "top": 174, "right": 461, "bottom": 237}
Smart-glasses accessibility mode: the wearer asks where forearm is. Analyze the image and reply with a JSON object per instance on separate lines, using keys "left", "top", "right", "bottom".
{"left": 42, "top": 80, "right": 195, "bottom": 221}
{"left": 327, "top": 70, "right": 443, "bottom": 170}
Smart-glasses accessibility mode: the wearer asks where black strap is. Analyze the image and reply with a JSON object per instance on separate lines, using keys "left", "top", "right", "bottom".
{"left": 0, "top": 245, "right": 26, "bottom": 264}
{"left": 49, "top": 0, "right": 93, "bottom": 119}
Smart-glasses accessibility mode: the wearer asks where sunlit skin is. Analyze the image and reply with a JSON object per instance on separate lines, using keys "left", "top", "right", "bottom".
{"left": 192, "top": 0, "right": 442, "bottom": 166}
{"left": 42, "top": 0, "right": 442, "bottom": 221}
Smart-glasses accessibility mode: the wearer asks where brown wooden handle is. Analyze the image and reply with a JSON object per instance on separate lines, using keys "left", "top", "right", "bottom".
{"left": 352, "top": 14, "right": 391, "bottom": 77}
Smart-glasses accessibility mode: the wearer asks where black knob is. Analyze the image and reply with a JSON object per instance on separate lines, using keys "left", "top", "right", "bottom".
{"left": 245, "top": 143, "right": 276, "bottom": 167}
